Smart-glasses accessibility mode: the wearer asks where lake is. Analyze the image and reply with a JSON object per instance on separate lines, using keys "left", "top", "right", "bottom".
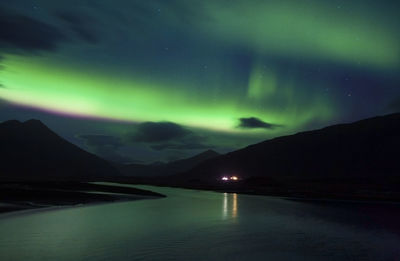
{"left": 1, "top": 185, "right": 400, "bottom": 261}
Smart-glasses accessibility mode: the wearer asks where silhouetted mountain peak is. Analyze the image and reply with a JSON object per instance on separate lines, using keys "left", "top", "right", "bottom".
{"left": 198, "top": 149, "right": 220, "bottom": 157}
{"left": 0, "top": 120, "right": 22, "bottom": 127}
{"left": 1, "top": 119, "right": 50, "bottom": 133}
{"left": 0, "top": 119, "right": 119, "bottom": 181}
{"left": 120, "top": 149, "right": 221, "bottom": 177}
{"left": 22, "top": 119, "right": 52, "bottom": 130}
{"left": 23, "top": 119, "right": 44, "bottom": 125}
{"left": 171, "top": 149, "right": 220, "bottom": 165}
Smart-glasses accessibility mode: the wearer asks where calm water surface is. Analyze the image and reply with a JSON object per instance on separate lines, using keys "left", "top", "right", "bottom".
{"left": 1, "top": 185, "right": 400, "bottom": 261}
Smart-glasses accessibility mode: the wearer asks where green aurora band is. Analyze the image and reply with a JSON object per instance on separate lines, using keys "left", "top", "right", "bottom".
{"left": 0, "top": 0, "right": 399, "bottom": 143}
{"left": 0, "top": 54, "right": 334, "bottom": 136}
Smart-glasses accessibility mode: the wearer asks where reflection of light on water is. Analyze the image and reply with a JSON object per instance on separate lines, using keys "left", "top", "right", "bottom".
{"left": 222, "top": 192, "right": 238, "bottom": 220}
{"left": 232, "top": 193, "right": 237, "bottom": 218}
{"left": 223, "top": 193, "right": 228, "bottom": 219}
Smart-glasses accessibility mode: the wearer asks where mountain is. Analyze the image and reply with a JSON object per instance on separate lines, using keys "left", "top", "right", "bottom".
{"left": 0, "top": 119, "right": 119, "bottom": 181}
{"left": 180, "top": 113, "right": 400, "bottom": 185}
{"left": 120, "top": 149, "right": 220, "bottom": 177}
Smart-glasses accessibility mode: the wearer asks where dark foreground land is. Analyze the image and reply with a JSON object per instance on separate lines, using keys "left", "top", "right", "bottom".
{"left": 0, "top": 182, "right": 165, "bottom": 214}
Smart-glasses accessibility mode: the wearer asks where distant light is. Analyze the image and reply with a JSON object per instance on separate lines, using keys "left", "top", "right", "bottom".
{"left": 220, "top": 176, "right": 239, "bottom": 182}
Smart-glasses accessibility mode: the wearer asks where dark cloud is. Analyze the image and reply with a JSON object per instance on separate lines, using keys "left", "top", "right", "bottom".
{"left": 128, "top": 121, "right": 211, "bottom": 151}
{"left": 129, "top": 121, "right": 191, "bottom": 143}
{"left": 0, "top": 8, "right": 66, "bottom": 52}
{"left": 56, "top": 11, "right": 99, "bottom": 44}
{"left": 78, "top": 134, "right": 131, "bottom": 163}
{"left": 238, "top": 117, "right": 283, "bottom": 130}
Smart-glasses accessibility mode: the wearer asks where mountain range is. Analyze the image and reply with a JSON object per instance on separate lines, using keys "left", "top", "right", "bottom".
{"left": 0, "top": 119, "right": 119, "bottom": 181}
{"left": 118, "top": 149, "right": 220, "bottom": 177}
{"left": 1, "top": 113, "right": 399, "bottom": 200}
{"left": 176, "top": 113, "right": 400, "bottom": 191}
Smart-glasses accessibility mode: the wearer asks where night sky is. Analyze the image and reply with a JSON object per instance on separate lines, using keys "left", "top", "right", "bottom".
{"left": 0, "top": 0, "right": 399, "bottom": 163}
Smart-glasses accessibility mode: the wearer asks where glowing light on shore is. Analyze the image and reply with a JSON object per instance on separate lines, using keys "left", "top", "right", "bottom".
{"left": 221, "top": 175, "right": 239, "bottom": 181}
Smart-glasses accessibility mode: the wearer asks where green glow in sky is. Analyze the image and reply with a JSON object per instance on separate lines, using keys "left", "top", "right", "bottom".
{"left": 247, "top": 62, "right": 277, "bottom": 100}
{"left": 0, "top": 0, "right": 398, "bottom": 161}
{"left": 0, "top": 55, "right": 334, "bottom": 136}
{"left": 200, "top": 0, "right": 399, "bottom": 68}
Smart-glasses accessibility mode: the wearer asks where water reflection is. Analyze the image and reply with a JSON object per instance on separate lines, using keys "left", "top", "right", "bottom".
{"left": 2, "top": 186, "right": 400, "bottom": 261}
{"left": 222, "top": 193, "right": 238, "bottom": 220}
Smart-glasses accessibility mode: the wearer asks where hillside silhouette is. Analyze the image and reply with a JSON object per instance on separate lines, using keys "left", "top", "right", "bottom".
{"left": 174, "top": 113, "right": 400, "bottom": 192}
{"left": 0, "top": 119, "right": 119, "bottom": 181}
{"left": 119, "top": 149, "right": 220, "bottom": 177}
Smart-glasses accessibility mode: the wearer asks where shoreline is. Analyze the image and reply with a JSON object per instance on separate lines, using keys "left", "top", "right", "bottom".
{"left": 0, "top": 181, "right": 166, "bottom": 216}
{"left": 2, "top": 180, "right": 399, "bottom": 218}
{"left": 0, "top": 195, "right": 161, "bottom": 219}
{"left": 126, "top": 181, "right": 400, "bottom": 204}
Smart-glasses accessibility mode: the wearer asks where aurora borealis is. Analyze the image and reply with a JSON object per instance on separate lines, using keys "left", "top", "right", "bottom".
{"left": 0, "top": 0, "right": 399, "bottom": 163}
